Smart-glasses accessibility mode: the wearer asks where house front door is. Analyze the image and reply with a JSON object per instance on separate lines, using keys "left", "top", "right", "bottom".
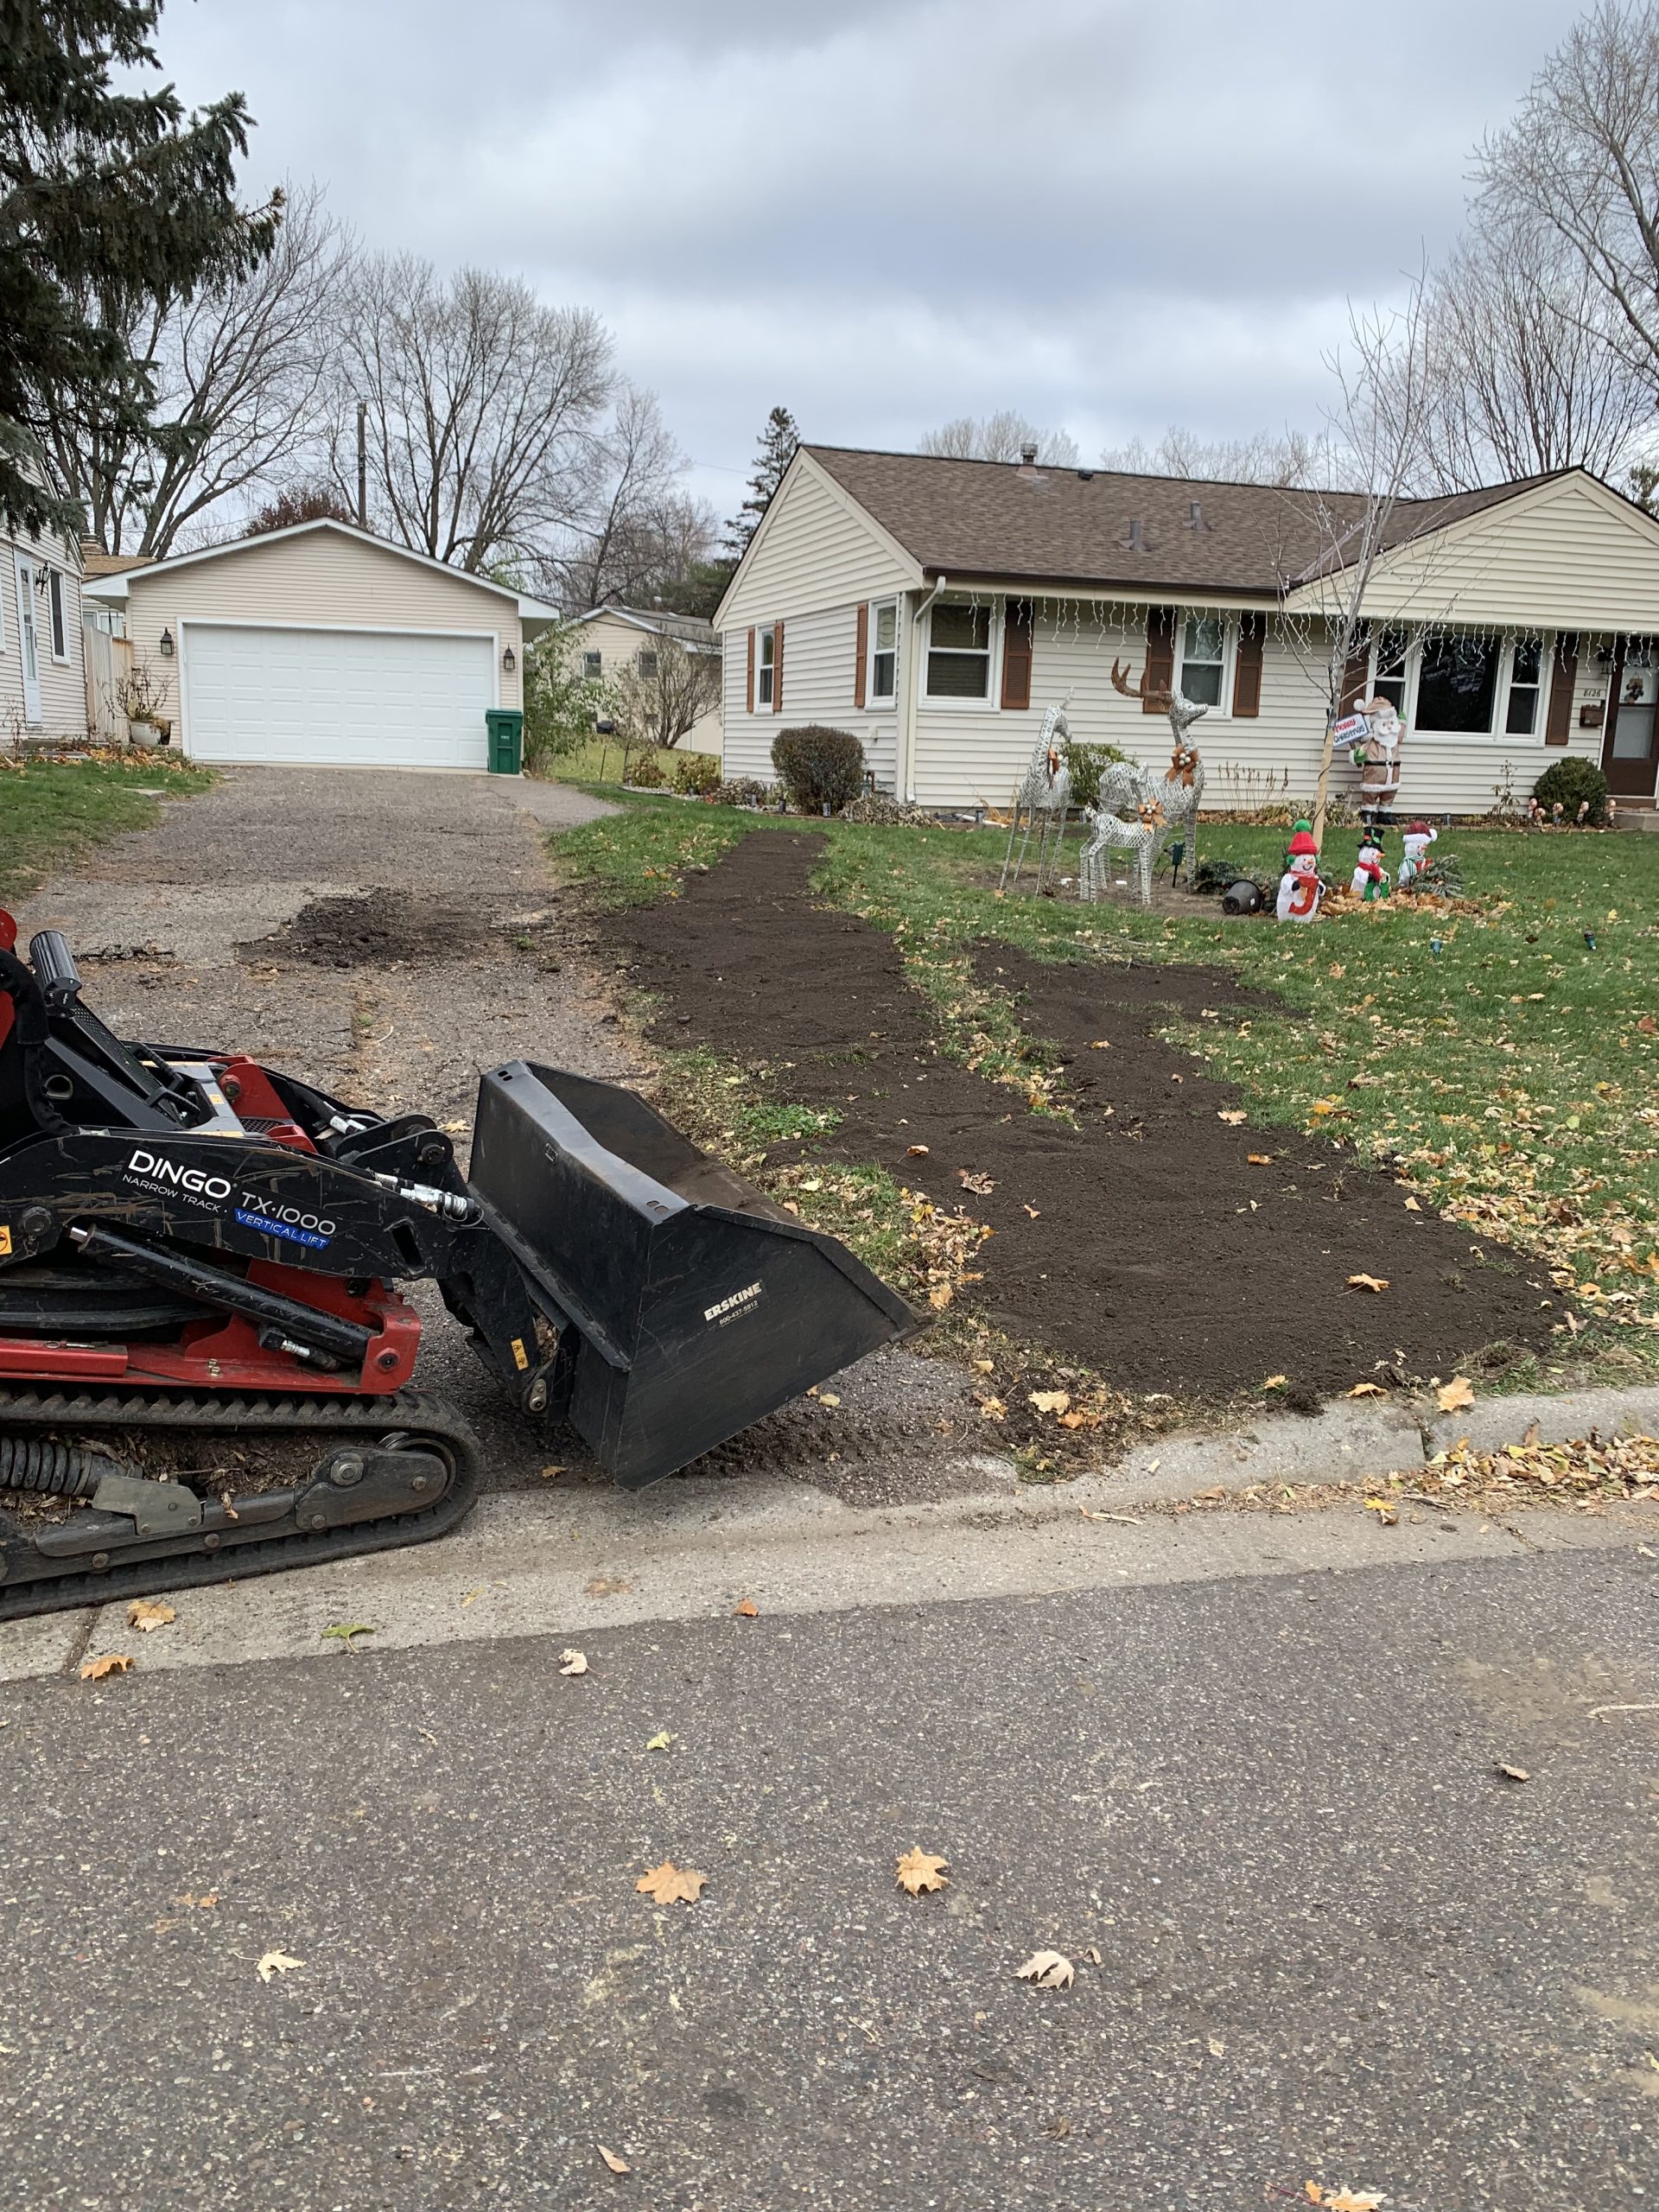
{"left": 13, "top": 554, "right": 41, "bottom": 727}
{"left": 1603, "top": 643, "right": 1659, "bottom": 798}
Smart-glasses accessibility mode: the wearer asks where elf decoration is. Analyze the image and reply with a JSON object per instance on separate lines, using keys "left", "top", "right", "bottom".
{"left": 1397, "top": 820, "right": 1437, "bottom": 888}
{"left": 1350, "top": 832, "right": 1389, "bottom": 901}
{"left": 1276, "top": 830, "right": 1323, "bottom": 923}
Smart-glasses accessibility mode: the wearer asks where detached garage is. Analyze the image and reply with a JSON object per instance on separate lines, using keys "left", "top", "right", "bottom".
{"left": 81, "top": 519, "right": 557, "bottom": 771}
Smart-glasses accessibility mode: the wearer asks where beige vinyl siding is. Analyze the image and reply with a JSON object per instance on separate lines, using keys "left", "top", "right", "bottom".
{"left": 1, "top": 525, "right": 86, "bottom": 741}
{"left": 120, "top": 528, "right": 524, "bottom": 742}
{"left": 579, "top": 611, "right": 721, "bottom": 753}
{"left": 719, "top": 603, "right": 899, "bottom": 791}
{"left": 720, "top": 456, "right": 918, "bottom": 630}
{"left": 1299, "top": 474, "right": 1659, "bottom": 632}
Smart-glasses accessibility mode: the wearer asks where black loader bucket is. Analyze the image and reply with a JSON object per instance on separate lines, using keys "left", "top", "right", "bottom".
{"left": 467, "top": 1063, "right": 919, "bottom": 1486}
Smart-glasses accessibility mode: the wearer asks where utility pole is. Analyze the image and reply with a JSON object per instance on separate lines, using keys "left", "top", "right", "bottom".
{"left": 356, "top": 401, "right": 367, "bottom": 530}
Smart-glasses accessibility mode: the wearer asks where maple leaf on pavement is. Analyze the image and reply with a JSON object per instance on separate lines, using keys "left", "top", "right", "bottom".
{"left": 635, "top": 1860, "right": 707, "bottom": 1905}
{"left": 895, "top": 1847, "right": 949, "bottom": 1896}
{"left": 1015, "top": 1950, "right": 1074, "bottom": 1989}
{"left": 1438, "top": 1376, "right": 1476, "bottom": 1413}
{"left": 79, "top": 1653, "right": 134, "bottom": 1680}
{"left": 256, "top": 1950, "right": 303, "bottom": 1982}
{"left": 558, "top": 1649, "right": 589, "bottom": 1675}
{"left": 127, "top": 1599, "right": 176, "bottom": 1632}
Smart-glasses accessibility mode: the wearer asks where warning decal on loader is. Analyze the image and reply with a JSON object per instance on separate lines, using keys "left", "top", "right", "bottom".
{"left": 511, "top": 1337, "right": 530, "bottom": 1370}
{"left": 0, "top": 1226, "right": 10, "bottom": 1256}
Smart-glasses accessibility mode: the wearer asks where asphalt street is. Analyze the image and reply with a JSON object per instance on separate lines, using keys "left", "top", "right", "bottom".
{"left": 3, "top": 1542, "right": 1656, "bottom": 2210}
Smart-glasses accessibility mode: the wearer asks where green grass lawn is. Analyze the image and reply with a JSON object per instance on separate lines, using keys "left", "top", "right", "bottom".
{"left": 0, "top": 758, "right": 214, "bottom": 902}
{"left": 534, "top": 736, "right": 720, "bottom": 788}
{"left": 556, "top": 798, "right": 1659, "bottom": 1384}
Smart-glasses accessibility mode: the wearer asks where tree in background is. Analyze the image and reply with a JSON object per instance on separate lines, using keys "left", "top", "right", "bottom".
{"left": 920, "top": 412, "right": 1079, "bottom": 467}
{"left": 36, "top": 180, "right": 346, "bottom": 555}
{"left": 1098, "top": 425, "right": 1327, "bottom": 484}
{"left": 520, "top": 619, "right": 612, "bottom": 773}
{"left": 724, "top": 404, "right": 798, "bottom": 556}
{"left": 1, "top": 0, "right": 277, "bottom": 538}
{"left": 243, "top": 480, "right": 356, "bottom": 535}
{"left": 550, "top": 382, "right": 719, "bottom": 612}
{"left": 608, "top": 634, "right": 721, "bottom": 752}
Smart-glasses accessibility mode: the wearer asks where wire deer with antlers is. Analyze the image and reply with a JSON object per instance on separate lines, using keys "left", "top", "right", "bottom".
{"left": 1107, "top": 658, "right": 1208, "bottom": 889}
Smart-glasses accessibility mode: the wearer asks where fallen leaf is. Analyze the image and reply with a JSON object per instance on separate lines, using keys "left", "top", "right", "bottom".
{"left": 1345, "top": 1381, "right": 1386, "bottom": 1397}
{"left": 584, "top": 1575, "right": 632, "bottom": 1597}
{"left": 1058, "top": 1410, "right": 1089, "bottom": 1429}
{"left": 958, "top": 1169, "right": 995, "bottom": 1195}
{"left": 79, "top": 1653, "right": 134, "bottom": 1680}
{"left": 1640, "top": 1014, "right": 1656, "bottom": 1034}
{"left": 1522, "top": 1419, "right": 1541, "bottom": 1448}
{"left": 559, "top": 1649, "right": 589, "bottom": 1676}
{"left": 1247, "top": 1152, "right": 1274, "bottom": 1166}
{"left": 895, "top": 1847, "right": 950, "bottom": 1896}
{"left": 1090, "top": 1038, "right": 1111, "bottom": 1049}
{"left": 1363, "top": 1498, "right": 1399, "bottom": 1525}
{"left": 256, "top": 1950, "right": 303, "bottom": 1982}
{"left": 1497, "top": 1763, "right": 1530, "bottom": 1783}
{"left": 1402, "top": 1197, "right": 1421, "bottom": 1211}
{"left": 733, "top": 1597, "right": 758, "bottom": 1618}
{"left": 1438, "top": 1376, "right": 1476, "bottom": 1413}
{"left": 1322, "top": 2192, "right": 1384, "bottom": 2212}
{"left": 126, "top": 1599, "right": 175, "bottom": 1632}
{"left": 540, "top": 1463, "right": 567, "bottom": 1480}
{"left": 906, "top": 1143, "right": 930, "bottom": 1157}
{"left": 645, "top": 1730, "right": 675, "bottom": 1751}
{"left": 927, "top": 1284, "right": 954, "bottom": 1310}
{"left": 1029, "top": 1389, "right": 1071, "bottom": 1415}
{"left": 1022, "top": 1204, "right": 1040, "bottom": 1218}
{"left": 1347, "top": 1273, "right": 1390, "bottom": 1294}
{"left": 635, "top": 1860, "right": 706, "bottom": 1905}
{"left": 1207, "top": 2036, "right": 1226, "bottom": 2056}
{"left": 597, "top": 2144, "right": 631, "bottom": 2176}
{"left": 1306, "top": 2187, "right": 1325, "bottom": 2207}
{"left": 801, "top": 1177, "right": 823, "bottom": 1192}
{"left": 461, "top": 1586, "right": 485, "bottom": 1607}
{"left": 1263, "top": 1374, "right": 1288, "bottom": 1389}
{"left": 972, "top": 1357, "right": 995, "bottom": 1373}
{"left": 818, "top": 1391, "right": 841, "bottom": 1408}
{"left": 977, "top": 1395, "right": 1007, "bottom": 1419}
{"left": 1016, "top": 1950, "right": 1074, "bottom": 1990}
{"left": 321, "top": 1623, "right": 376, "bottom": 1650}
{"left": 1217, "top": 1109, "right": 1248, "bottom": 1125}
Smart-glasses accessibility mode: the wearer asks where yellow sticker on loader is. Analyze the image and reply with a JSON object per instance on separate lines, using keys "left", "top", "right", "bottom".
{"left": 0, "top": 1226, "right": 11, "bottom": 1256}
{"left": 511, "top": 1337, "right": 529, "bottom": 1371}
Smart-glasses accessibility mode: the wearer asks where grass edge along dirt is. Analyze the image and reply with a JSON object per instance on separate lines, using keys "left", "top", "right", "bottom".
{"left": 0, "top": 754, "right": 214, "bottom": 902}
{"left": 551, "top": 791, "right": 1659, "bottom": 1403}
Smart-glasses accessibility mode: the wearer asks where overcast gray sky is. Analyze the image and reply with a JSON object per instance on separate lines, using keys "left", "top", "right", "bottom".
{"left": 155, "top": 0, "right": 1587, "bottom": 515}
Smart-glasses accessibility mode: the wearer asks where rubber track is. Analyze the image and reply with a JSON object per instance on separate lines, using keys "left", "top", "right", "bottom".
{"left": 0, "top": 1386, "right": 482, "bottom": 1622}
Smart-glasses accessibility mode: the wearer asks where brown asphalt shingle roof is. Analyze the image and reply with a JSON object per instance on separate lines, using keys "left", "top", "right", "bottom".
{"left": 806, "top": 446, "right": 1560, "bottom": 599}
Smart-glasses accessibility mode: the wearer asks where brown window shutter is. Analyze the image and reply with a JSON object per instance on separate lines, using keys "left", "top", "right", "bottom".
{"left": 747, "top": 627, "right": 755, "bottom": 714}
{"left": 772, "top": 620, "right": 784, "bottom": 714}
{"left": 1339, "top": 627, "right": 1372, "bottom": 715}
{"left": 1143, "top": 607, "right": 1176, "bottom": 712}
{"left": 1232, "top": 611, "right": 1265, "bottom": 717}
{"left": 855, "top": 603, "right": 868, "bottom": 708}
{"left": 1545, "top": 632, "right": 1577, "bottom": 745}
{"left": 1001, "top": 598, "right": 1034, "bottom": 710}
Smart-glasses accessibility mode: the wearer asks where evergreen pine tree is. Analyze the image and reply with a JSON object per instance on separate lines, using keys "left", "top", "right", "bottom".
{"left": 0, "top": 0, "right": 277, "bottom": 537}
{"left": 724, "top": 405, "right": 799, "bottom": 557}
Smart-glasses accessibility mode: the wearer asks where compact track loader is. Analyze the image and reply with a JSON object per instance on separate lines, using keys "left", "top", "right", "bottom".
{"left": 0, "top": 910, "right": 915, "bottom": 1618}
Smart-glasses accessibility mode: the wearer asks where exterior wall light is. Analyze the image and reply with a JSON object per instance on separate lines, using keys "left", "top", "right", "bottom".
{"left": 159, "top": 627, "right": 175, "bottom": 658}
{"left": 502, "top": 645, "right": 516, "bottom": 674}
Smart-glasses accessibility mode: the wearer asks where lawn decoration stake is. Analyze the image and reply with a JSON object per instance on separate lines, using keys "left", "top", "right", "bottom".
{"left": 1079, "top": 797, "right": 1166, "bottom": 908}
{"left": 1108, "top": 660, "right": 1208, "bottom": 887}
{"left": 999, "top": 702, "right": 1074, "bottom": 894}
{"left": 1276, "top": 830, "right": 1323, "bottom": 923}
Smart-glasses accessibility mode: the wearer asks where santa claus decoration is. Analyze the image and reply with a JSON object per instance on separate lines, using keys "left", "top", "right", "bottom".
{"left": 1397, "top": 820, "right": 1437, "bottom": 888}
{"left": 1350, "top": 832, "right": 1389, "bottom": 901}
{"left": 1351, "top": 695, "right": 1404, "bottom": 823}
{"left": 1276, "top": 830, "right": 1323, "bottom": 923}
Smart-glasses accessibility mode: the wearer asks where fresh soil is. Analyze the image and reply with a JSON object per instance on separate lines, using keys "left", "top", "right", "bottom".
{"left": 602, "top": 830, "right": 1555, "bottom": 1403}
{"left": 246, "top": 887, "right": 496, "bottom": 969}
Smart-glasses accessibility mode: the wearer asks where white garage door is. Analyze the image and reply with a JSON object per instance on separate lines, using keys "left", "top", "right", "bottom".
{"left": 182, "top": 624, "right": 495, "bottom": 769}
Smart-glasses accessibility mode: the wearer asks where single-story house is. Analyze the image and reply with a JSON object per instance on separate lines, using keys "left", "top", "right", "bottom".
{"left": 2, "top": 505, "right": 88, "bottom": 746}
{"left": 714, "top": 445, "right": 1659, "bottom": 815}
{"left": 82, "top": 518, "right": 559, "bottom": 771}
{"left": 569, "top": 603, "right": 722, "bottom": 753}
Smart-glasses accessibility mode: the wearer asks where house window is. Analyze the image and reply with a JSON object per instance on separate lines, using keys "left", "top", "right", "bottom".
{"left": 925, "top": 602, "right": 993, "bottom": 700}
{"left": 639, "top": 650, "right": 659, "bottom": 680}
{"left": 1415, "top": 632, "right": 1498, "bottom": 734}
{"left": 47, "top": 569, "right": 67, "bottom": 660}
{"left": 582, "top": 650, "right": 601, "bottom": 678}
{"left": 1505, "top": 636, "right": 1544, "bottom": 734}
{"left": 1369, "top": 627, "right": 1411, "bottom": 714}
{"left": 1175, "top": 614, "right": 1228, "bottom": 708}
{"left": 869, "top": 600, "right": 897, "bottom": 702}
{"left": 756, "top": 624, "right": 776, "bottom": 708}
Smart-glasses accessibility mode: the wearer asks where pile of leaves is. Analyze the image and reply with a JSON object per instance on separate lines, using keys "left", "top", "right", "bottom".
{"left": 709, "top": 777, "right": 779, "bottom": 809}
{"left": 896, "top": 1183, "right": 992, "bottom": 1312}
{"left": 1414, "top": 1422, "right": 1659, "bottom": 1503}
{"left": 839, "top": 793, "right": 938, "bottom": 827}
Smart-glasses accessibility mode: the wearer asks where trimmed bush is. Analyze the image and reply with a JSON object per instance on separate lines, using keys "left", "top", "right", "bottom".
{"left": 1060, "top": 737, "right": 1130, "bottom": 810}
{"left": 671, "top": 750, "right": 721, "bottom": 795}
{"left": 771, "top": 725, "right": 867, "bottom": 812}
{"left": 626, "top": 749, "right": 666, "bottom": 788}
{"left": 1532, "top": 755, "right": 1608, "bottom": 822}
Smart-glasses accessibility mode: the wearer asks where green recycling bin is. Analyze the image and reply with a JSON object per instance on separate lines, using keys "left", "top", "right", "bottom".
{"left": 486, "top": 708, "right": 524, "bottom": 776}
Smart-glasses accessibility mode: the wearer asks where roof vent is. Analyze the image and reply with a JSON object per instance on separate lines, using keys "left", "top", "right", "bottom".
{"left": 1020, "top": 442, "right": 1039, "bottom": 466}
{"left": 1077, "top": 469, "right": 1094, "bottom": 482}
{"left": 1185, "top": 499, "right": 1211, "bottom": 532}
{"left": 1121, "top": 518, "right": 1148, "bottom": 553}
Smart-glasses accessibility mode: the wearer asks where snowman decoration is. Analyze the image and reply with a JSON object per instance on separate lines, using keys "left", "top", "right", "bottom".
{"left": 1397, "top": 819, "right": 1437, "bottom": 888}
{"left": 1276, "top": 830, "right": 1324, "bottom": 923}
{"left": 1350, "top": 831, "right": 1389, "bottom": 901}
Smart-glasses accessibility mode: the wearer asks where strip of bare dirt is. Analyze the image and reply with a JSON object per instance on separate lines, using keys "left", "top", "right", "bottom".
{"left": 601, "top": 830, "right": 1554, "bottom": 1403}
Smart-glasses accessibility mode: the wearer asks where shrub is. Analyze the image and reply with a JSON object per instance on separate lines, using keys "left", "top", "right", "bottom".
{"left": 1059, "top": 737, "right": 1130, "bottom": 810}
{"left": 771, "top": 725, "right": 867, "bottom": 812}
{"left": 671, "top": 750, "right": 721, "bottom": 795}
{"left": 626, "top": 749, "right": 666, "bottom": 788}
{"left": 1532, "top": 755, "right": 1608, "bottom": 822}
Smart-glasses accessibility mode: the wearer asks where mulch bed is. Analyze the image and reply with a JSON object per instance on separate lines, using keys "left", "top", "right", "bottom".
{"left": 246, "top": 889, "right": 493, "bottom": 968}
{"left": 601, "top": 831, "right": 1555, "bottom": 1402}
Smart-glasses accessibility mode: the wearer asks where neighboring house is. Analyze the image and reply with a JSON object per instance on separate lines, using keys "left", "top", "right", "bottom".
{"left": 81, "top": 518, "right": 558, "bottom": 771}
{"left": 80, "top": 541, "right": 146, "bottom": 741}
{"left": 715, "top": 446, "right": 1659, "bottom": 814}
{"left": 569, "top": 604, "right": 722, "bottom": 753}
{"left": 1, "top": 507, "right": 87, "bottom": 746}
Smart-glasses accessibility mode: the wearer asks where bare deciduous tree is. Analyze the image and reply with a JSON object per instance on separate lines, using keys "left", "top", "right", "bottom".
{"left": 38, "top": 181, "right": 347, "bottom": 555}
{"left": 919, "top": 411, "right": 1079, "bottom": 466}
{"left": 1098, "top": 424, "right": 1330, "bottom": 485}
{"left": 609, "top": 633, "right": 721, "bottom": 750}
{"left": 327, "top": 255, "right": 613, "bottom": 573}
{"left": 550, "top": 383, "right": 715, "bottom": 610}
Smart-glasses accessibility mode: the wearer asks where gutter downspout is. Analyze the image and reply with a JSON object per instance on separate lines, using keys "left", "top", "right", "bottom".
{"left": 899, "top": 575, "right": 947, "bottom": 804}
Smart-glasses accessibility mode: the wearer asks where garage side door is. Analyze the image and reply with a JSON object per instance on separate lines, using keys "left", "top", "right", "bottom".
{"left": 183, "top": 625, "right": 495, "bottom": 769}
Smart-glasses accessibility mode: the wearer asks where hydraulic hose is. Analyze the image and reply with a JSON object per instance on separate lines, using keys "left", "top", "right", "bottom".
{"left": 0, "top": 1437, "right": 139, "bottom": 1500}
